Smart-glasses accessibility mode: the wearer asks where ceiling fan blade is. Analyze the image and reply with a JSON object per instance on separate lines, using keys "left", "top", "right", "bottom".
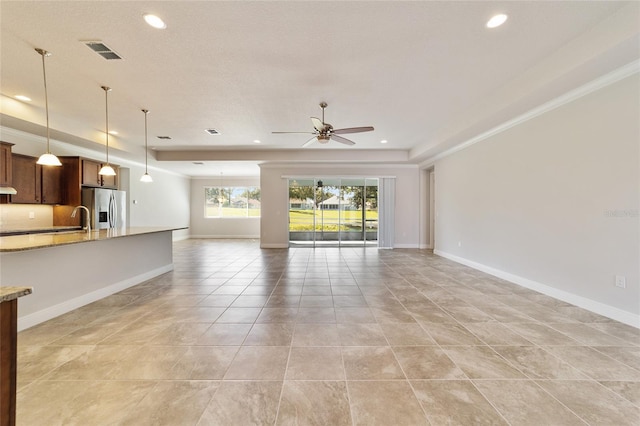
{"left": 302, "top": 136, "right": 317, "bottom": 147}
{"left": 272, "top": 131, "right": 316, "bottom": 134}
{"left": 311, "top": 117, "right": 324, "bottom": 132}
{"left": 332, "top": 126, "right": 374, "bottom": 135}
{"left": 331, "top": 134, "right": 356, "bottom": 146}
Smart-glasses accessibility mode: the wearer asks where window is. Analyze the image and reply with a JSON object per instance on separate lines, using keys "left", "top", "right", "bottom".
{"left": 204, "top": 186, "right": 260, "bottom": 218}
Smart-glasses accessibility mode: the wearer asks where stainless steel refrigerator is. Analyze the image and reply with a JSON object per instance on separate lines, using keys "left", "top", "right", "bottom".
{"left": 81, "top": 188, "right": 127, "bottom": 229}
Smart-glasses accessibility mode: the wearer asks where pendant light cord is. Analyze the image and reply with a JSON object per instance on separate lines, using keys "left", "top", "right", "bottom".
{"left": 39, "top": 50, "right": 51, "bottom": 152}
{"left": 105, "top": 89, "right": 109, "bottom": 163}
{"left": 143, "top": 109, "right": 149, "bottom": 173}
{"left": 140, "top": 109, "right": 152, "bottom": 182}
{"left": 102, "top": 86, "right": 111, "bottom": 164}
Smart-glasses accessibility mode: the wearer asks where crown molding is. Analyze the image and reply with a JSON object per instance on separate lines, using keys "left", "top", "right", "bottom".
{"left": 425, "top": 59, "right": 640, "bottom": 165}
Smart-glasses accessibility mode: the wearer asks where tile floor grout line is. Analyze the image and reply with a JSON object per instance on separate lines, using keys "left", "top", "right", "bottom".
{"left": 529, "top": 378, "right": 594, "bottom": 425}
{"left": 15, "top": 241, "right": 640, "bottom": 425}
{"left": 399, "top": 267, "right": 537, "bottom": 426}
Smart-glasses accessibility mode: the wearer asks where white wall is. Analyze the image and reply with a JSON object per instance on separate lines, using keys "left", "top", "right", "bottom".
{"left": 127, "top": 163, "right": 191, "bottom": 240}
{"left": 189, "top": 176, "right": 260, "bottom": 238}
{"left": 434, "top": 74, "right": 639, "bottom": 325}
{"left": 259, "top": 163, "right": 420, "bottom": 248}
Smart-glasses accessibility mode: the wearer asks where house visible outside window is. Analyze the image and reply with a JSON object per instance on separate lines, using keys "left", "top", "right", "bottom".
{"left": 204, "top": 186, "right": 261, "bottom": 217}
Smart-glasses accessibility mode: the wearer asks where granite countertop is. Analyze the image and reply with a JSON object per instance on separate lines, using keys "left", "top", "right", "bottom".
{"left": 0, "top": 286, "right": 33, "bottom": 302}
{"left": 0, "top": 227, "right": 188, "bottom": 252}
{"left": 0, "top": 226, "right": 83, "bottom": 236}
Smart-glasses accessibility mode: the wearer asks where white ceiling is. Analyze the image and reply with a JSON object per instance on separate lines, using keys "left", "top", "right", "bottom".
{"left": 1, "top": 1, "right": 638, "bottom": 177}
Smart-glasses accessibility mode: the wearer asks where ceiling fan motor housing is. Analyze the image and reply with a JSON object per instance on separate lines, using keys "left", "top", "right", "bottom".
{"left": 317, "top": 134, "right": 331, "bottom": 144}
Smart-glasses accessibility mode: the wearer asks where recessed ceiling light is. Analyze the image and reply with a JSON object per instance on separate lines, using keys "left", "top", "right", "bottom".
{"left": 253, "top": 140, "right": 261, "bottom": 144}
{"left": 144, "top": 14, "right": 166, "bottom": 29}
{"left": 108, "top": 131, "right": 118, "bottom": 135}
{"left": 486, "top": 14, "right": 508, "bottom": 28}
{"left": 380, "top": 140, "right": 388, "bottom": 144}
{"left": 15, "top": 95, "right": 31, "bottom": 102}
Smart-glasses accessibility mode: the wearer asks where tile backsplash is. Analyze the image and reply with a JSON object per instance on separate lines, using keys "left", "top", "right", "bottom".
{"left": 0, "top": 204, "right": 53, "bottom": 229}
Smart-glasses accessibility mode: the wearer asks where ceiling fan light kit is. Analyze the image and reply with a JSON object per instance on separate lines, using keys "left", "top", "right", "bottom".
{"left": 273, "top": 102, "right": 374, "bottom": 147}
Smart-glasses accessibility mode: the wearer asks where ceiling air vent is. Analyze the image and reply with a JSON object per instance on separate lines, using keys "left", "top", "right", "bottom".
{"left": 83, "top": 41, "right": 123, "bottom": 60}
{"left": 156, "top": 136, "right": 172, "bottom": 140}
{"left": 204, "top": 129, "right": 220, "bottom": 135}
{"left": 193, "top": 162, "right": 204, "bottom": 165}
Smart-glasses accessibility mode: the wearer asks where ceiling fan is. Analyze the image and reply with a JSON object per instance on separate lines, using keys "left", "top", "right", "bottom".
{"left": 273, "top": 102, "right": 374, "bottom": 147}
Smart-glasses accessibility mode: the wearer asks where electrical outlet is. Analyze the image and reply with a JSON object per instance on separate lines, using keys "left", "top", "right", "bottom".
{"left": 458, "top": 241, "right": 462, "bottom": 247}
{"left": 28, "top": 211, "right": 35, "bottom": 219}
{"left": 615, "top": 275, "right": 626, "bottom": 289}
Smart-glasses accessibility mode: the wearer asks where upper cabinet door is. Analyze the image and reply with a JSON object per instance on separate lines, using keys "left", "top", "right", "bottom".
{"left": 81, "top": 159, "right": 102, "bottom": 187}
{"left": 100, "top": 167, "right": 118, "bottom": 189}
{"left": 0, "top": 142, "right": 13, "bottom": 188}
{"left": 11, "top": 154, "right": 40, "bottom": 204}
{"left": 81, "top": 158, "right": 118, "bottom": 188}
{"left": 41, "top": 165, "right": 62, "bottom": 204}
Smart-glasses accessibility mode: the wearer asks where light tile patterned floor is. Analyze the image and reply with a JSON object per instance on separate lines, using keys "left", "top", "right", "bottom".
{"left": 16, "top": 239, "right": 640, "bottom": 425}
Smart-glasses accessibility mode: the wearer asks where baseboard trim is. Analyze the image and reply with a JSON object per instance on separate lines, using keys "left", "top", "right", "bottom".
{"left": 394, "top": 243, "right": 420, "bottom": 249}
{"left": 434, "top": 250, "right": 639, "bottom": 328}
{"left": 17, "top": 264, "right": 174, "bottom": 331}
{"left": 260, "top": 243, "right": 289, "bottom": 249}
{"left": 190, "top": 235, "right": 260, "bottom": 239}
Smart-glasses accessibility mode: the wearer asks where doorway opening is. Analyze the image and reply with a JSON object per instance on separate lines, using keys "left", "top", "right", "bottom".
{"left": 288, "top": 177, "right": 378, "bottom": 247}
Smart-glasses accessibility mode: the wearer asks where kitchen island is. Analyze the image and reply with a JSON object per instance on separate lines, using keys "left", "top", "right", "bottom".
{"left": 0, "top": 227, "right": 187, "bottom": 330}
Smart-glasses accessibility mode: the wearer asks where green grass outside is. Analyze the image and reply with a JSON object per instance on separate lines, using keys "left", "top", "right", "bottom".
{"left": 202, "top": 206, "right": 377, "bottom": 226}
{"left": 289, "top": 209, "right": 378, "bottom": 231}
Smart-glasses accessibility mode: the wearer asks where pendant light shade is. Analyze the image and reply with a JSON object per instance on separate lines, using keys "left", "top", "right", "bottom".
{"left": 35, "top": 48, "right": 62, "bottom": 167}
{"left": 98, "top": 86, "right": 116, "bottom": 176}
{"left": 99, "top": 164, "right": 116, "bottom": 176}
{"left": 140, "top": 109, "right": 153, "bottom": 183}
{"left": 37, "top": 153, "right": 62, "bottom": 166}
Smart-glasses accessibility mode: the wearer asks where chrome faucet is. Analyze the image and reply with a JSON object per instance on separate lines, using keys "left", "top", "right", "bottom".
{"left": 71, "top": 206, "right": 91, "bottom": 233}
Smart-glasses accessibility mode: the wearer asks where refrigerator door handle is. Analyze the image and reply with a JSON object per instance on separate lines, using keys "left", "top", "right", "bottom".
{"left": 109, "top": 193, "right": 115, "bottom": 228}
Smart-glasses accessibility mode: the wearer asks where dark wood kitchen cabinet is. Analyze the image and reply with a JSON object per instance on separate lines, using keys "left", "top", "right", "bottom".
{"left": 0, "top": 142, "right": 13, "bottom": 190}
{"left": 60, "top": 157, "right": 119, "bottom": 206}
{"left": 81, "top": 158, "right": 102, "bottom": 187}
{"left": 10, "top": 154, "right": 39, "bottom": 203}
{"left": 9, "top": 154, "right": 62, "bottom": 204}
{"left": 41, "top": 164, "right": 62, "bottom": 204}
{"left": 81, "top": 158, "right": 118, "bottom": 189}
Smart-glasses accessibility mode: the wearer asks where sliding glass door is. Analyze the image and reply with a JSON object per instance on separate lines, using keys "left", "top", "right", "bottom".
{"left": 288, "top": 177, "right": 378, "bottom": 247}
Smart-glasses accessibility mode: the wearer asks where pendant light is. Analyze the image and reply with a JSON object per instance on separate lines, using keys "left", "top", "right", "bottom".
{"left": 140, "top": 109, "right": 153, "bottom": 182}
{"left": 35, "top": 48, "right": 62, "bottom": 166}
{"left": 98, "top": 86, "right": 116, "bottom": 176}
